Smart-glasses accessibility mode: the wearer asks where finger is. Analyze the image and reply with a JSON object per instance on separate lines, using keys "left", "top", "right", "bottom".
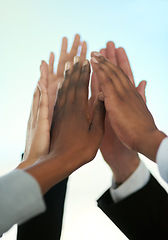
{"left": 31, "top": 85, "right": 40, "bottom": 124}
{"left": 80, "top": 41, "right": 87, "bottom": 64}
{"left": 91, "top": 57, "right": 115, "bottom": 99}
{"left": 116, "top": 47, "right": 134, "bottom": 85}
{"left": 90, "top": 72, "right": 100, "bottom": 99}
{"left": 49, "top": 52, "right": 55, "bottom": 74}
{"left": 92, "top": 52, "right": 130, "bottom": 89}
{"left": 100, "top": 48, "right": 107, "bottom": 58}
{"left": 136, "top": 80, "right": 147, "bottom": 103}
{"left": 37, "top": 81, "right": 49, "bottom": 123}
{"left": 69, "top": 34, "right": 80, "bottom": 60}
{"left": 50, "top": 63, "right": 71, "bottom": 138}
{"left": 90, "top": 49, "right": 106, "bottom": 100}
{"left": 106, "top": 41, "right": 117, "bottom": 65}
{"left": 40, "top": 61, "right": 48, "bottom": 87}
{"left": 90, "top": 96, "right": 106, "bottom": 142}
{"left": 57, "top": 37, "right": 68, "bottom": 77}
{"left": 76, "top": 60, "right": 90, "bottom": 105}
{"left": 57, "top": 62, "right": 72, "bottom": 109}
{"left": 66, "top": 56, "right": 82, "bottom": 103}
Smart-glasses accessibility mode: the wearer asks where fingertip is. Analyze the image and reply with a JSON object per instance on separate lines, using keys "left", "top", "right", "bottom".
{"left": 100, "top": 49, "right": 106, "bottom": 58}
{"left": 49, "top": 52, "right": 55, "bottom": 63}
{"left": 107, "top": 41, "right": 115, "bottom": 48}
{"left": 75, "top": 33, "right": 80, "bottom": 41}
{"left": 116, "top": 47, "right": 126, "bottom": 54}
{"left": 62, "top": 36, "right": 67, "bottom": 42}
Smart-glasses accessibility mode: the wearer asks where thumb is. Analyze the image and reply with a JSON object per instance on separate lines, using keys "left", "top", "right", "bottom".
{"left": 90, "top": 95, "right": 106, "bottom": 141}
{"left": 136, "top": 80, "right": 147, "bottom": 103}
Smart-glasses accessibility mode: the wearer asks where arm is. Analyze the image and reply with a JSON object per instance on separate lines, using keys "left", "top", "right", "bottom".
{"left": 1, "top": 56, "right": 105, "bottom": 236}
{"left": 90, "top": 44, "right": 168, "bottom": 239}
{"left": 17, "top": 35, "right": 87, "bottom": 240}
{"left": 90, "top": 42, "right": 147, "bottom": 186}
{"left": 98, "top": 174, "right": 168, "bottom": 240}
{"left": 17, "top": 178, "right": 68, "bottom": 240}
{"left": 91, "top": 51, "right": 167, "bottom": 170}
{"left": 0, "top": 169, "right": 46, "bottom": 236}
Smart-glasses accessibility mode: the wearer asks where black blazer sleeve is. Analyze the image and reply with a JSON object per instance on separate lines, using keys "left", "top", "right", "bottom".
{"left": 98, "top": 175, "right": 168, "bottom": 240}
{"left": 17, "top": 178, "right": 68, "bottom": 240}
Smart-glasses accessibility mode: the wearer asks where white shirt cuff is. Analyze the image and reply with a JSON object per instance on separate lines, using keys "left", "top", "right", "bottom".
{"left": 156, "top": 137, "right": 168, "bottom": 183}
{"left": 0, "top": 169, "right": 46, "bottom": 235}
{"left": 110, "top": 161, "right": 150, "bottom": 203}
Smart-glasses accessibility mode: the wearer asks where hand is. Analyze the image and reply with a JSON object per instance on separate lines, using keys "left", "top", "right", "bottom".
{"left": 26, "top": 57, "right": 105, "bottom": 194}
{"left": 47, "top": 34, "right": 87, "bottom": 125}
{"left": 91, "top": 52, "right": 167, "bottom": 161}
{"left": 49, "top": 57, "right": 105, "bottom": 170}
{"left": 17, "top": 61, "right": 50, "bottom": 169}
{"left": 90, "top": 42, "right": 147, "bottom": 183}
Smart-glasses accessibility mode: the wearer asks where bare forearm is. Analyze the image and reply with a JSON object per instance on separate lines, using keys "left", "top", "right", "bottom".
{"left": 24, "top": 152, "right": 78, "bottom": 194}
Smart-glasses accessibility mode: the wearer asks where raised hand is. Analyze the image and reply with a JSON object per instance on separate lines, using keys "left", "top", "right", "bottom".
{"left": 18, "top": 61, "right": 50, "bottom": 169}
{"left": 49, "top": 57, "right": 105, "bottom": 170}
{"left": 90, "top": 42, "right": 146, "bottom": 183}
{"left": 47, "top": 34, "right": 87, "bottom": 125}
{"left": 26, "top": 57, "right": 105, "bottom": 194}
{"left": 91, "top": 53, "right": 166, "bottom": 162}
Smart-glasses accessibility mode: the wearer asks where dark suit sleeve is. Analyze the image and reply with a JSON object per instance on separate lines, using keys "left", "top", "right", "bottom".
{"left": 17, "top": 178, "right": 68, "bottom": 240}
{"left": 98, "top": 175, "right": 168, "bottom": 240}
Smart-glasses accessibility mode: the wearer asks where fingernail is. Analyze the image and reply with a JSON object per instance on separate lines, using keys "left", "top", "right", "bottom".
{"left": 83, "top": 60, "right": 88, "bottom": 67}
{"left": 65, "top": 62, "right": 71, "bottom": 71}
{"left": 91, "top": 57, "right": 99, "bottom": 63}
{"left": 74, "top": 56, "right": 80, "bottom": 64}
{"left": 93, "top": 51, "right": 102, "bottom": 57}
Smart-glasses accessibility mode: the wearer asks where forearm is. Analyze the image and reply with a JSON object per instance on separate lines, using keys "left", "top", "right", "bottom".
{"left": 110, "top": 160, "right": 150, "bottom": 203}
{"left": 25, "top": 151, "right": 80, "bottom": 194}
{"left": 0, "top": 169, "right": 45, "bottom": 235}
{"left": 17, "top": 178, "right": 68, "bottom": 240}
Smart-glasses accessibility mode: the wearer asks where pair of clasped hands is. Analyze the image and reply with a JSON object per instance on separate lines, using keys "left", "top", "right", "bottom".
{"left": 17, "top": 34, "right": 166, "bottom": 194}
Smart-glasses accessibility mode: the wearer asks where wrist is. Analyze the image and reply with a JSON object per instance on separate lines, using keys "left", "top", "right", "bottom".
{"left": 103, "top": 150, "right": 140, "bottom": 184}
{"left": 139, "top": 130, "right": 167, "bottom": 162}
{"left": 25, "top": 150, "right": 83, "bottom": 194}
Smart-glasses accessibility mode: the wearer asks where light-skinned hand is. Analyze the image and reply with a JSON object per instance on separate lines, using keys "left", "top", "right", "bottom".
{"left": 47, "top": 34, "right": 87, "bottom": 125}
{"left": 17, "top": 62, "right": 50, "bottom": 169}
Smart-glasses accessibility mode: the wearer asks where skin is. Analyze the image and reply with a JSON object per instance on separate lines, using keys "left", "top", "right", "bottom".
{"left": 18, "top": 34, "right": 87, "bottom": 169}
{"left": 91, "top": 52, "right": 167, "bottom": 162}
{"left": 47, "top": 34, "right": 87, "bottom": 125}
{"left": 25, "top": 58, "right": 105, "bottom": 194}
{"left": 90, "top": 42, "right": 147, "bottom": 183}
{"left": 17, "top": 62, "right": 50, "bottom": 169}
